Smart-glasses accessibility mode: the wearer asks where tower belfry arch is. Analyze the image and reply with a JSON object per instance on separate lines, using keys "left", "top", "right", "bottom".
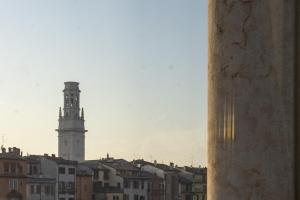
{"left": 56, "top": 82, "right": 87, "bottom": 162}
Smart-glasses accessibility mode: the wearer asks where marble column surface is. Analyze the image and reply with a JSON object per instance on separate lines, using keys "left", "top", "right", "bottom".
{"left": 208, "top": 1, "right": 295, "bottom": 199}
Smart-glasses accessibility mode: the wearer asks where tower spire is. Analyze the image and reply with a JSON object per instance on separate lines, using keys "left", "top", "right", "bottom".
{"left": 81, "top": 108, "right": 84, "bottom": 119}
{"left": 59, "top": 107, "right": 62, "bottom": 120}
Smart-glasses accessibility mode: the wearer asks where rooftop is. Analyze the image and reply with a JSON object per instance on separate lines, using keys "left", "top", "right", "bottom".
{"left": 178, "top": 174, "right": 193, "bottom": 184}
{"left": 103, "top": 158, "right": 140, "bottom": 172}
{"left": 81, "top": 160, "right": 109, "bottom": 171}
{"left": 0, "top": 147, "right": 24, "bottom": 160}
{"left": 133, "top": 159, "right": 179, "bottom": 172}
{"left": 77, "top": 164, "right": 93, "bottom": 176}
{"left": 44, "top": 155, "right": 78, "bottom": 165}
{"left": 182, "top": 166, "right": 207, "bottom": 175}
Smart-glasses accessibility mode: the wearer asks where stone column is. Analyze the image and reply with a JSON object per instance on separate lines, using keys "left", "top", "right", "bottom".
{"left": 208, "top": 1, "right": 295, "bottom": 200}
{"left": 296, "top": 0, "right": 300, "bottom": 198}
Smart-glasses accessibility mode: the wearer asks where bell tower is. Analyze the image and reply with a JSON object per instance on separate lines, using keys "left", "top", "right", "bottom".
{"left": 56, "top": 82, "right": 87, "bottom": 162}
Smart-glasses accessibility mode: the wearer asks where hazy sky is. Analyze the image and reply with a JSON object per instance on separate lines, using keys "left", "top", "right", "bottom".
{"left": 0, "top": 0, "right": 207, "bottom": 166}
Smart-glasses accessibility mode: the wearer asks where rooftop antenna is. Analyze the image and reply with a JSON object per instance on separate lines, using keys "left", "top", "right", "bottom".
{"left": 191, "top": 152, "right": 194, "bottom": 167}
{"left": 1, "top": 134, "right": 5, "bottom": 148}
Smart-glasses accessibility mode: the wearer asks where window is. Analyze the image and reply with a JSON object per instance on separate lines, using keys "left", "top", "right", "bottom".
{"left": 133, "top": 181, "right": 139, "bottom": 189}
{"left": 59, "top": 167, "right": 65, "bottom": 174}
{"left": 11, "top": 163, "right": 16, "bottom": 173}
{"left": 104, "top": 182, "right": 109, "bottom": 187}
{"left": 123, "top": 194, "right": 129, "bottom": 200}
{"left": 94, "top": 170, "right": 99, "bottom": 179}
{"left": 141, "top": 181, "right": 144, "bottom": 189}
{"left": 113, "top": 196, "right": 119, "bottom": 200}
{"left": 185, "top": 195, "right": 192, "bottom": 200}
{"left": 45, "top": 185, "right": 50, "bottom": 195}
{"left": 58, "top": 181, "right": 75, "bottom": 194}
{"left": 3, "top": 162, "right": 9, "bottom": 173}
{"left": 93, "top": 181, "right": 102, "bottom": 191}
{"left": 124, "top": 180, "right": 130, "bottom": 188}
{"left": 199, "top": 175, "right": 203, "bottom": 182}
{"left": 58, "top": 182, "right": 65, "bottom": 193}
{"left": 67, "top": 182, "right": 75, "bottom": 193}
{"left": 37, "top": 185, "right": 41, "bottom": 193}
{"left": 69, "top": 198, "right": 74, "bottom": 200}
{"left": 29, "top": 165, "right": 32, "bottom": 175}
{"left": 9, "top": 179, "right": 18, "bottom": 190}
{"left": 134, "top": 194, "right": 139, "bottom": 200}
{"left": 200, "top": 185, "right": 204, "bottom": 192}
{"left": 104, "top": 170, "right": 109, "bottom": 180}
{"left": 117, "top": 182, "right": 121, "bottom": 188}
{"left": 161, "top": 183, "right": 165, "bottom": 191}
{"left": 29, "top": 165, "right": 37, "bottom": 175}
{"left": 68, "top": 168, "right": 75, "bottom": 174}
{"left": 32, "top": 165, "right": 37, "bottom": 174}
{"left": 30, "top": 185, "right": 34, "bottom": 194}
{"left": 17, "top": 164, "right": 23, "bottom": 174}
{"left": 59, "top": 198, "right": 65, "bottom": 200}
{"left": 140, "top": 196, "right": 145, "bottom": 200}
{"left": 50, "top": 185, "right": 55, "bottom": 195}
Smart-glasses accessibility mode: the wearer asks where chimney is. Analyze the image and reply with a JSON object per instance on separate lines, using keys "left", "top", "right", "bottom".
{"left": 1, "top": 147, "right": 5, "bottom": 153}
{"left": 44, "top": 153, "right": 48, "bottom": 157}
{"left": 154, "top": 160, "right": 157, "bottom": 165}
{"left": 8, "top": 147, "right": 11, "bottom": 152}
{"left": 51, "top": 154, "right": 55, "bottom": 157}
{"left": 13, "top": 147, "right": 20, "bottom": 156}
{"left": 170, "top": 162, "right": 174, "bottom": 168}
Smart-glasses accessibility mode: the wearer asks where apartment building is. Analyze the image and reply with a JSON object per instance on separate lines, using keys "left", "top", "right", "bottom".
{"left": 40, "top": 154, "right": 77, "bottom": 200}
{"left": 76, "top": 164, "right": 93, "bottom": 200}
{"left": 0, "top": 147, "right": 27, "bottom": 200}
{"left": 26, "top": 155, "right": 56, "bottom": 200}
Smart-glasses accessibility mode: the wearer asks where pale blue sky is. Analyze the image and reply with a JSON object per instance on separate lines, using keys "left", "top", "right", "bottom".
{"left": 0, "top": 0, "right": 207, "bottom": 166}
